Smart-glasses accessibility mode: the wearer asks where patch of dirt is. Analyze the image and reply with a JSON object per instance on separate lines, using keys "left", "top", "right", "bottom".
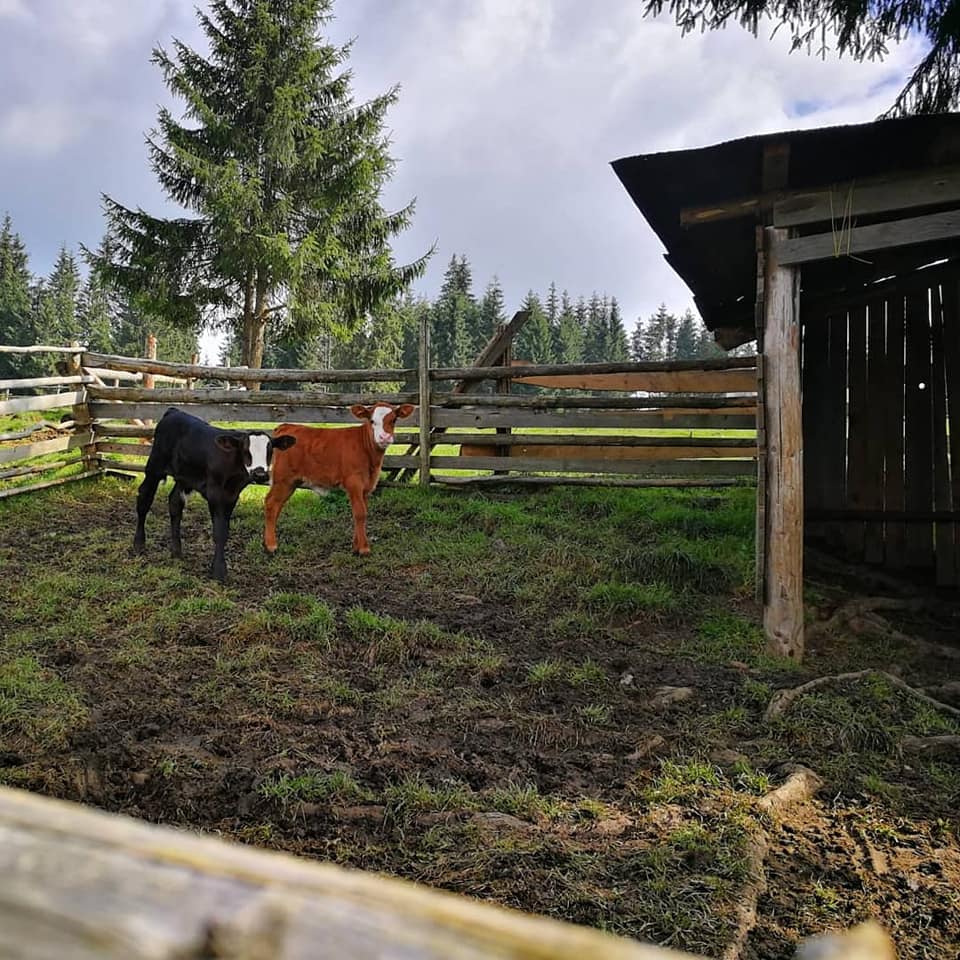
{"left": 2, "top": 484, "right": 960, "bottom": 959}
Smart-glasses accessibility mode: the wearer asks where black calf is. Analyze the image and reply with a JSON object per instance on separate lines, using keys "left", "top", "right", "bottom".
{"left": 133, "top": 408, "right": 295, "bottom": 581}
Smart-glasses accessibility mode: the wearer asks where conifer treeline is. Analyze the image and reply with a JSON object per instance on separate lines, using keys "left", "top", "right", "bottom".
{"left": 221, "top": 254, "right": 730, "bottom": 388}
{"left": 0, "top": 215, "right": 198, "bottom": 380}
{"left": 2, "top": 218, "right": 735, "bottom": 386}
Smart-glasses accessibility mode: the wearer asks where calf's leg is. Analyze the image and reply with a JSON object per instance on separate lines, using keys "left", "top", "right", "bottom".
{"left": 133, "top": 470, "right": 163, "bottom": 555}
{"left": 168, "top": 483, "right": 187, "bottom": 558}
{"left": 207, "top": 496, "right": 236, "bottom": 582}
{"left": 263, "top": 479, "right": 295, "bottom": 554}
{"left": 344, "top": 476, "right": 370, "bottom": 555}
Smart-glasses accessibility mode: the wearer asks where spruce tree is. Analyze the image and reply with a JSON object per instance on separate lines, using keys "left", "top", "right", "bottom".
{"left": 91, "top": 0, "right": 427, "bottom": 379}
{"left": 43, "top": 247, "right": 82, "bottom": 345}
{"left": 0, "top": 214, "right": 34, "bottom": 378}
{"left": 630, "top": 318, "right": 645, "bottom": 361}
{"left": 479, "top": 277, "right": 506, "bottom": 351}
{"left": 583, "top": 293, "right": 606, "bottom": 362}
{"left": 555, "top": 290, "right": 583, "bottom": 364}
{"left": 78, "top": 269, "right": 114, "bottom": 353}
{"left": 675, "top": 308, "right": 699, "bottom": 360}
{"left": 516, "top": 291, "right": 553, "bottom": 364}
{"left": 431, "top": 255, "right": 477, "bottom": 371}
{"left": 606, "top": 297, "right": 629, "bottom": 362}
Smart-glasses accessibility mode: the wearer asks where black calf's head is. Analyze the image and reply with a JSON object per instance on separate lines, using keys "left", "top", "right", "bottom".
{"left": 214, "top": 432, "right": 296, "bottom": 484}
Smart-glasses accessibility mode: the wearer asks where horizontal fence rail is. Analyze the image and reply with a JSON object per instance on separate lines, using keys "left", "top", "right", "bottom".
{"left": 3, "top": 341, "right": 759, "bottom": 494}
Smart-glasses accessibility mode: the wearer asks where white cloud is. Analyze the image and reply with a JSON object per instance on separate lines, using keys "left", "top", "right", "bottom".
{"left": 0, "top": 103, "right": 86, "bottom": 155}
{"left": 0, "top": 0, "right": 31, "bottom": 20}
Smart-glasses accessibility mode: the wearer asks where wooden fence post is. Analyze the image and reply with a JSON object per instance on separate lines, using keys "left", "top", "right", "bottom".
{"left": 68, "top": 340, "right": 98, "bottom": 476}
{"left": 186, "top": 352, "right": 198, "bottom": 390}
{"left": 494, "top": 325, "right": 512, "bottom": 475}
{"left": 418, "top": 311, "right": 432, "bottom": 486}
{"left": 762, "top": 226, "right": 804, "bottom": 661}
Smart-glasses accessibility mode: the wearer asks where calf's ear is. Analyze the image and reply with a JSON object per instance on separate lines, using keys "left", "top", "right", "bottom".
{"left": 350, "top": 404, "right": 372, "bottom": 420}
{"left": 395, "top": 403, "right": 416, "bottom": 420}
{"left": 215, "top": 435, "right": 242, "bottom": 453}
{"left": 272, "top": 435, "right": 297, "bottom": 451}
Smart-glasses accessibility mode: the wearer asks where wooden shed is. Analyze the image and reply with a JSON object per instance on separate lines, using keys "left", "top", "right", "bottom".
{"left": 613, "top": 114, "right": 960, "bottom": 659}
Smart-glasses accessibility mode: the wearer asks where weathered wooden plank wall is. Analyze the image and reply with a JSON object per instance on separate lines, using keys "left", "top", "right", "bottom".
{"left": 802, "top": 274, "right": 960, "bottom": 585}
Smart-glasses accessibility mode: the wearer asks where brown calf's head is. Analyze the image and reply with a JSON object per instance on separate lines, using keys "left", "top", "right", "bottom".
{"left": 214, "top": 431, "right": 297, "bottom": 483}
{"left": 350, "top": 402, "right": 416, "bottom": 450}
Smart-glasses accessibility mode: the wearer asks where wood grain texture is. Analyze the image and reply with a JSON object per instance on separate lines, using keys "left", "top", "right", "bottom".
{"left": 0, "top": 785, "right": 697, "bottom": 960}
{"left": 0, "top": 431, "right": 94, "bottom": 466}
{"left": 761, "top": 227, "right": 804, "bottom": 660}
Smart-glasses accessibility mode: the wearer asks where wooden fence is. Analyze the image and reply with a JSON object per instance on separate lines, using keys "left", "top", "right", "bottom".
{"left": 0, "top": 785, "right": 895, "bottom": 960}
{"left": 67, "top": 316, "right": 758, "bottom": 489}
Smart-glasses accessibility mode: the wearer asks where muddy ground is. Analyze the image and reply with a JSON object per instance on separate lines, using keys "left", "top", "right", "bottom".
{"left": 1, "top": 477, "right": 959, "bottom": 958}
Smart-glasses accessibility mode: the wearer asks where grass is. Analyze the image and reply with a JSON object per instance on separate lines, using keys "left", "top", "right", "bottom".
{"left": 2, "top": 475, "right": 958, "bottom": 959}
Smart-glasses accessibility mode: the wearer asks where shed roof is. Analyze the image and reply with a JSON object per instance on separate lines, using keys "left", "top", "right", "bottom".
{"left": 612, "top": 113, "right": 960, "bottom": 334}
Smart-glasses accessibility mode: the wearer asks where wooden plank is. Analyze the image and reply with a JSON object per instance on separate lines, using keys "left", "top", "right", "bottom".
{"left": 883, "top": 295, "right": 907, "bottom": 569}
{"left": 87, "top": 386, "right": 417, "bottom": 406}
{"left": 863, "top": 301, "right": 887, "bottom": 564}
{"left": 435, "top": 394, "right": 754, "bottom": 410}
{"left": 0, "top": 431, "right": 94, "bottom": 466}
{"left": 90, "top": 402, "right": 757, "bottom": 431}
{"left": 776, "top": 210, "right": 960, "bottom": 267}
{"left": 0, "top": 469, "right": 100, "bottom": 500}
{"left": 418, "top": 311, "right": 431, "bottom": 485}
{"left": 432, "top": 356, "right": 757, "bottom": 382}
{"left": 680, "top": 164, "right": 960, "bottom": 227}
{"left": 445, "top": 433, "right": 756, "bottom": 448}
{"left": 453, "top": 310, "right": 531, "bottom": 388}
{"left": 93, "top": 424, "right": 155, "bottom": 439}
{"left": 930, "top": 284, "right": 955, "bottom": 585}
{"left": 82, "top": 352, "right": 415, "bottom": 384}
{"left": 944, "top": 278, "right": 960, "bottom": 585}
{"left": 427, "top": 455, "right": 756, "bottom": 477}
{"left": 510, "top": 368, "right": 758, "bottom": 393}
{"left": 904, "top": 288, "right": 935, "bottom": 568}
{"left": 0, "top": 784, "right": 701, "bottom": 960}
{"left": 808, "top": 509, "right": 960, "bottom": 522}
{"left": 459, "top": 444, "right": 755, "bottom": 462}
{"left": 844, "top": 305, "right": 869, "bottom": 558}
{"left": 427, "top": 475, "right": 750, "bottom": 489}
{"left": 0, "top": 344, "right": 82, "bottom": 355}
{"left": 96, "top": 442, "right": 151, "bottom": 457}
{"left": 0, "top": 391, "right": 84, "bottom": 416}
{"left": 89, "top": 403, "right": 418, "bottom": 426}
{"left": 0, "top": 374, "right": 91, "bottom": 390}
{"left": 801, "top": 314, "right": 829, "bottom": 532}
{"left": 0, "top": 456, "right": 83, "bottom": 481}
{"left": 762, "top": 226, "right": 804, "bottom": 660}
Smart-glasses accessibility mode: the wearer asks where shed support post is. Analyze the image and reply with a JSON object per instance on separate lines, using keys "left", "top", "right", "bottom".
{"left": 761, "top": 226, "right": 804, "bottom": 660}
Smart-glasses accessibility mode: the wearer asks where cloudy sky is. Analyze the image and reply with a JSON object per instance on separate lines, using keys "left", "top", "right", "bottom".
{"left": 0, "top": 0, "right": 924, "bottom": 360}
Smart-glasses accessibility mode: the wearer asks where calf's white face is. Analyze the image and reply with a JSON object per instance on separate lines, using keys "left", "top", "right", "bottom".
{"left": 370, "top": 405, "right": 395, "bottom": 449}
{"left": 248, "top": 434, "right": 271, "bottom": 475}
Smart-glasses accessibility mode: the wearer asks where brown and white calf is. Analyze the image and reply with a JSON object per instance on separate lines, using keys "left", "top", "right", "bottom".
{"left": 264, "top": 402, "right": 416, "bottom": 556}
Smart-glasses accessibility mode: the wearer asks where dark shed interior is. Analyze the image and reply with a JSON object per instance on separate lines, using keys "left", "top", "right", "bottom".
{"left": 614, "top": 115, "right": 960, "bottom": 588}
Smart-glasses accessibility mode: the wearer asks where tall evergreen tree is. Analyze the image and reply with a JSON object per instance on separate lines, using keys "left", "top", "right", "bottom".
{"left": 605, "top": 297, "right": 629, "bottom": 362}
{"left": 91, "top": 0, "right": 428, "bottom": 378}
{"left": 515, "top": 290, "right": 553, "bottom": 364}
{"left": 478, "top": 277, "right": 506, "bottom": 351}
{"left": 630, "top": 317, "right": 645, "bottom": 361}
{"left": 582, "top": 293, "right": 606, "bottom": 362}
{"left": 555, "top": 290, "right": 583, "bottom": 365}
{"left": 41, "top": 246, "right": 82, "bottom": 345}
{"left": 78, "top": 269, "right": 114, "bottom": 353}
{"left": 0, "top": 214, "right": 33, "bottom": 377}
{"left": 675, "top": 308, "right": 699, "bottom": 360}
{"left": 431, "top": 254, "right": 477, "bottom": 370}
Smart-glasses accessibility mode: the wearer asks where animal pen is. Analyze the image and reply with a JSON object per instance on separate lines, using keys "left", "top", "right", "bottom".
{"left": 0, "top": 327, "right": 897, "bottom": 959}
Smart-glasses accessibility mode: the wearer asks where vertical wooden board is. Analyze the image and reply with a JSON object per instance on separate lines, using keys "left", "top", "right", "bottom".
{"left": 801, "top": 315, "right": 829, "bottom": 535}
{"left": 822, "top": 312, "right": 849, "bottom": 552}
{"left": 904, "top": 288, "right": 935, "bottom": 569}
{"left": 863, "top": 300, "right": 887, "bottom": 565}
{"left": 940, "top": 277, "right": 960, "bottom": 585}
{"left": 845, "top": 305, "right": 869, "bottom": 559}
{"left": 883, "top": 295, "right": 907, "bottom": 570}
{"left": 930, "top": 284, "right": 954, "bottom": 586}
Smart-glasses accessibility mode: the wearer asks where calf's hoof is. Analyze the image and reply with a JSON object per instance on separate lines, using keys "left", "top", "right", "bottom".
{"left": 132, "top": 540, "right": 145, "bottom": 557}
{"left": 353, "top": 547, "right": 371, "bottom": 557}
{"left": 263, "top": 540, "right": 278, "bottom": 555}
{"left": 209, "top": 566, "right": 228, "bottom": 584}
{"left": 170, "top": 546, "right": 182, "bottom": 559}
